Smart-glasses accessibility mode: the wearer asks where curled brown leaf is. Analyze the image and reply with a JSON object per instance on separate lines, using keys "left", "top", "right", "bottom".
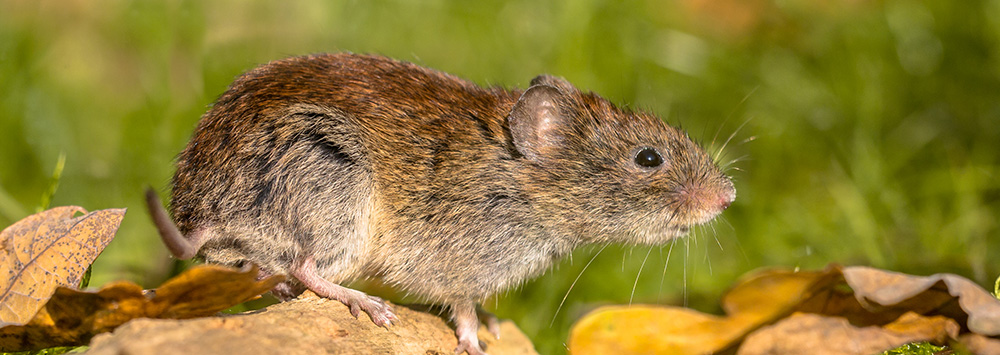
{"left": 0, "top": 264, "right": 284, "bottom": 352}
{"left": 843, "top": 266, "right": 1000, "bottom": 336}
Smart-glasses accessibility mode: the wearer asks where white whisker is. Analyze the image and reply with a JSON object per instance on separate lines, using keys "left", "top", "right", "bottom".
{"left": 711, "top": 86, "right": 759, "bottom": 149}
{"left": 715, "top": 116, "right": 754, "bottom": 163}
{"left": 722, "top": 154, "right": 751, "bottom": 169}
{"left": 550, "top": 244, "right": 609, "bottom": 327}
{"left": 711, "top": 224, "right": 723, "bottom": 251}
{"left": 706, "top": 252, "right": 713, "bottom": 275}
{"left": 659, "top": 240, "right": 677, "bottom": 303}
{"left": 622, "top": 248, "right": 627, "bottom": 272}
{"left": 683, "top": 237, "right": 690, "bottom": 307}
{"left": 630, "top": 247, "right": 654, "bottom": 305}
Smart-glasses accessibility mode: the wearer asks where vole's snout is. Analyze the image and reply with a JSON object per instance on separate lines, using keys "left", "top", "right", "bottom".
{"left": 717, "top": 195, "right": 733, "bottom": 211}
{"left": 703, "top": 189, "right": 734, "bottom": 215}
{"left": 676, "top": 177, "right": 735, "bottom": 226}
{"left": 716, "top": 181, "right": 736, "bottom": 211}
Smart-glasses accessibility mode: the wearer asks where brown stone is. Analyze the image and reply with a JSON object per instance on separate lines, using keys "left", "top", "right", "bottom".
{"left": 83, "top": 295, "right": 537, "bottom": 355}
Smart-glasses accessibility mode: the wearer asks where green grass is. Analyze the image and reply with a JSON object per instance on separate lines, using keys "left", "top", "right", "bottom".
{"left": 881, "top": 342, "right": 947, "bottom": 355}
{"left": 1, "top": 1, "right": 998, "bottom": 354}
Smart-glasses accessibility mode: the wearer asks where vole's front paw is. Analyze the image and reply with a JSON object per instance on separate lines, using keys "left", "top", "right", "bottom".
{"left": 455, "top": 336, "right": 487, "bottom": 355}
{"left": 453, "top": 301, "right": 488, "bottom": 355}
{"left": 348, "top": 293, "right": 397, "bottom": 328}
{"left": 476, "top": 305, "right": 501, "bottom": 339}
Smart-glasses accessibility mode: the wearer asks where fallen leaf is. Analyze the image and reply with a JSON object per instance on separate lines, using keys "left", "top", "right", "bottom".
{"left": 569, "top": 265, "right": 1000, "bottom": 355}
{"left": 569, "top": 266, "right": 842, "bottom": 354}
{"left": 882, "top": 311, "right": 959, "bottom": 344}
{"left": 150, "top": 264, "right": 286, "bottom": 318}
{"left": 957, "top": 333, "right": 1000, "bottom": 354}
{"left": 568, "top": 305, "right": 732, "bottom": 354}
{"left": 737, "top": 312, "right": 959, "bottom": 355}
{"left": 0, "top": 264, "right": 284, "bottom": 352}
{"left": 843, "top": 266, "right": 1000, "bottom": 336}
{"left": 0, "top": 206, "right": 126, "bottom": 327}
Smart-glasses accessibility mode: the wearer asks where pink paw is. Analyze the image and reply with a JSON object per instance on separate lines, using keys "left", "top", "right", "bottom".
{"left": 477, "top": 306, "right": 501, "bottom": 340}
{"left": 455, "top": 336, "right": 487, "bottom": 355}
{"left": 347, "top": 293, "right": 397, "bottom": 328}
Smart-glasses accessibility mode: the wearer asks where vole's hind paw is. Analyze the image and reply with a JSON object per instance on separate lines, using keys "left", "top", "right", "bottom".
{"left": 292, "top": 256, "right": 397, "bottom": 328}
{"left": 348, "top": 293, "right": 397, "bottom": 328}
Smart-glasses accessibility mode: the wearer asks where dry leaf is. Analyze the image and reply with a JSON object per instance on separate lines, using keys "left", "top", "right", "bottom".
{"left": 569, "top": 266, "right": 841, "bottom": 355}
{"left": 569, "top": 265, "right": 1000, "bottom": 355}
{"left": 150, "top": 264, "right": 286, "bottom": 318}
{"left": 843, "top": 266, "right": 1000, "bottom": 336}
{"left": 0, "top": 264, "right": 284, "bottom": 352}
{"left": 957, "top": 333, "right": 1000, "bottom": 354}
{"left": 0, "top": 206, "right": 125, "bottom": 327}
{"left": 738, "top": 312, "right": 959, "bottom": 355}
{"left": 568, "top": 305, "right": 732, "bottom": 354}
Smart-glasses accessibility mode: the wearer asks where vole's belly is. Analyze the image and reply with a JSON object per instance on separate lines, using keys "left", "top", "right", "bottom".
{"left": 362, "top": 219, "right": 573, "bottom": 302}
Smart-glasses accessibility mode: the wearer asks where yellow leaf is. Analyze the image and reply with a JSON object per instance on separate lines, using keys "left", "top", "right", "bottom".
{"left": 569, "top": 267, "right": 842, "bottom": 355}
{"left": 150, "top": 264, "right": 285, "bottom": 319}
{"left": 0, "top": 206, "right": 125, "bottom": 327}
{"left": 569, "top": 305, "right": 733, "bottom": 354}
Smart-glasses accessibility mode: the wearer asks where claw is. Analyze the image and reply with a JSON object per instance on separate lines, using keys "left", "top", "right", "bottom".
{"left": 487, "top": 322, "right": 501, "bottom": 340}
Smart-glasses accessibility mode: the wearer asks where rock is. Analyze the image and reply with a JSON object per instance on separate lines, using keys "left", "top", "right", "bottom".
{"left": 83, "top": 294, "right": 538, "bottom": 355}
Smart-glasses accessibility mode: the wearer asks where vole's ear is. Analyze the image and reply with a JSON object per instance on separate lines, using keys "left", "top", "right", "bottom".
{"left": 530, "top": 75, "right": 575, "bottom": 94}
{"left": 508, "top": 84, "right": 569, "bottom": 161}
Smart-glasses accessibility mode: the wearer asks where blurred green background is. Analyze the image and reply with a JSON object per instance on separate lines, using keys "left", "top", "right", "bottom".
{"left": 1, "top": 0, "right": 998, "bottom": 353}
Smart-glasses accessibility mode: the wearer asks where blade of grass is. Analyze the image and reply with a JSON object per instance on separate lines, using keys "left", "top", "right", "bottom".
{"left": 37, "top": 152, "right": 66, "bottom": 212}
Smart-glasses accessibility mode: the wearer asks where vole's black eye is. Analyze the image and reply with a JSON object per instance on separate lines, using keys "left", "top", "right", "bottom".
{"left": 634, "top": 147, "right": 663, "bottom": 168}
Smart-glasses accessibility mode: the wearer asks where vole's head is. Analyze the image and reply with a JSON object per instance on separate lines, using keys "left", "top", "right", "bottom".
{"left": 509, "top": 75, "right": 735, "bottom": 245}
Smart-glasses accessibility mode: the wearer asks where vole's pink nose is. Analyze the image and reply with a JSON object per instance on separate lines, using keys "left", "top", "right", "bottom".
{"left": 678, "top": 180, "right": 735, "bottom": 223}
{"left": 719, "top": 197, "right": 732, "bottom": 210}
{"left": 716, "top": 184, "right": 736, "bottom": 211}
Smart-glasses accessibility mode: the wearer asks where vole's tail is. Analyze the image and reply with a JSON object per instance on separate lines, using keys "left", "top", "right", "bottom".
{"left": 144, "top": 187, "right": 202, "bottom": 259}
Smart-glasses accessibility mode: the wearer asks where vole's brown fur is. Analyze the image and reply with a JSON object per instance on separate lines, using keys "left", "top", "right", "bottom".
{"left": 146, "top": 53, "right": 735, "bottom": 355}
